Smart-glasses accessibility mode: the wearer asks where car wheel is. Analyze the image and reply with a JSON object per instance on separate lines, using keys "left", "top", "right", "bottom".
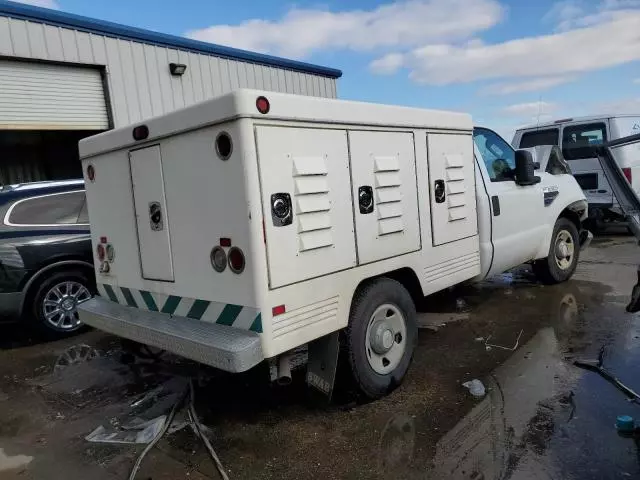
{"left": 533, "top": 218, "right": 580, "bottom": 284}
{"left": 344, "top": 278, "right": 417, "bottom": 399}
{"left": 30, "top": 270, "right": 94, "bottom": 337}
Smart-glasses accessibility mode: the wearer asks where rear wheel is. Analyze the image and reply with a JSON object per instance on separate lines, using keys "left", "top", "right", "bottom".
{"left": 533, "top": 218, "right": 580, "bottom": 284}
{"left": 345, "top": 278, "right": 417, "bottom": 399}
{"left": 29, "top": 270, "right": 94, "bottom": 337}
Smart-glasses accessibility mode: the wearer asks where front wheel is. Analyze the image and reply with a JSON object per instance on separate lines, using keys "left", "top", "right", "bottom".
{"left": 533, "top": 218, "right": 580, "bottom": 284}
{"left": 345, "top": 278, "right": 417, "bottom": 399}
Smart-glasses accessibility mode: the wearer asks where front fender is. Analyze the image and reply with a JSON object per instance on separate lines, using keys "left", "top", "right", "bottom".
{"left": 533, "top": 174, "right": 588, "bottom": 260}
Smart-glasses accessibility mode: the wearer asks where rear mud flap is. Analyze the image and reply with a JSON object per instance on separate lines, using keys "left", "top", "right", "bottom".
{"left": 306, "top": 331, "right": 340, "bottom": 401}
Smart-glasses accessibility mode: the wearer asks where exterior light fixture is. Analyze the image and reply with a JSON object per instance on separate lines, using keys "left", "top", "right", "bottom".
{"left": 169, "top": 63, "right": 187, "bottom": 76}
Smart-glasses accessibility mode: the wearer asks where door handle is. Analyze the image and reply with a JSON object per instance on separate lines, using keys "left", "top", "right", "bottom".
{"left": 270, "top": 193, "right": 293, "bottom": 226}
{"left": 358, "top": 186, "right": 374, "bottom": 214}
{"left": 434, "top": 180, "right": 446, "bottom": 203}
{"left": 491, "top": 195, "right": 500, "bottom": 216}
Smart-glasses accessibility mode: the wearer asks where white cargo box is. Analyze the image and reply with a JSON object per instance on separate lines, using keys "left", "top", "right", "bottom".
{"left": 78, "top": 90, "right": 479, "bottom": 379}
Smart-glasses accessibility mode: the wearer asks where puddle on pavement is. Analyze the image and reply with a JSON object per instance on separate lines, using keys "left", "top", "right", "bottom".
{"left": 0, "top": 270, "right": 639, "bottom": 479}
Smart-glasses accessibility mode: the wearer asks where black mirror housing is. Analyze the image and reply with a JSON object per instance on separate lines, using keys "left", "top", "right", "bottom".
{"left": 514, "top": 150, "right": 541, "bottom": 186}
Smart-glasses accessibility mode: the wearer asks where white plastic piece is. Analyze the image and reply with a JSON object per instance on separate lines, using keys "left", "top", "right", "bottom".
{"left": 462, "top": 379, "right": 486, "bottom": 398}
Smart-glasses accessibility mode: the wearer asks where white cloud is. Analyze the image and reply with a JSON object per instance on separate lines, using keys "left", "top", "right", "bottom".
{"left": 544, "top": 0, "right": 640, "bottom": 31}
{"left": 595, "top": 97, "right": 640, "bottom": 114}
{"left": 185, "top": 0, "right": 504, "bottom": 59}
{"left": 373, "top": 13, "right": 640, "bottom": 86}
{"left": 482, "top": 76, "right": 575, "bottom": 95}
{"left": 501, "top": 101, "right": 558, "bottom": 117}
{"left": 370, "top": 53, "right": 405, "bottom": 75}
{"left": 12, "top": 0, "right": 59, "bottom": 8}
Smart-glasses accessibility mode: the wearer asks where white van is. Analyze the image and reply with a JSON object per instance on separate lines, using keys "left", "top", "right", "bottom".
{"left": 77, "top": 90, "right": 588, "bottom": 400}
{"left": 512, "top": 115, "right": 640, "bottom": 229}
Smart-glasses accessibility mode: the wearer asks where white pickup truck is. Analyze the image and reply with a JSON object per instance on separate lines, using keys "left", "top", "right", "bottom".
{"left": 77, "top": 90, "right": 589, "bottom": 400}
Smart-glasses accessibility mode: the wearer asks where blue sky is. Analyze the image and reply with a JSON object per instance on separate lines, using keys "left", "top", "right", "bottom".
{"left": 20, "top": 0, "right": 640, "bottom": 139}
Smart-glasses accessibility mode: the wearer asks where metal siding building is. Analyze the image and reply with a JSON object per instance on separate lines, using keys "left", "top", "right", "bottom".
{"left": 0, "top": 0, "right": 341, "bottom": 183}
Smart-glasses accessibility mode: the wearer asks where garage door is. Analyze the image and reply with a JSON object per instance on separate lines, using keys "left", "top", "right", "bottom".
{"left": 0, "top": 60, "right": 109, "bottom": 130}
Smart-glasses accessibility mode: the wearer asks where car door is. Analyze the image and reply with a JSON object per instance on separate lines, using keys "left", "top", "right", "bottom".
{"left": 473, "top": 128, "right": 546, "bottom": 277}
{"left": 560, "top": 121, "right": 613, "bottom": 208}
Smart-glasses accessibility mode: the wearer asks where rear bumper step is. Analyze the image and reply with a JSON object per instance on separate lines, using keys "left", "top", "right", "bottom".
{"left": 78, "top": 297, "right": 264, "bottom": 372}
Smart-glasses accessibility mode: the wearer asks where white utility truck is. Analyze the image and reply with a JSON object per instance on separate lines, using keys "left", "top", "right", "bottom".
{"left": 513, "top": 115, "right": 640, "bottom": 230}
{"left": 78, "top": 90, "right": 589, "bottom": 399}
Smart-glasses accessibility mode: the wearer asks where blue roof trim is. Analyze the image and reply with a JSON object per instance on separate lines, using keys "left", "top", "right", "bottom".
{"left": 0, "top": 0, "right": 342, "bottom": 79}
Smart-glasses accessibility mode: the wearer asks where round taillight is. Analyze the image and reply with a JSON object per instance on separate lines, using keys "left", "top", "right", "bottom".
{"left": 210, "top": 246, "right": 227, "bottom": 273}
{"left": 106, "top": 244, "right": 115, "bottom": 262}
{"left": 97, "top": 244, "right": 106, "bottom": 261}
{"left": 87, "top": 164, "right": 95, "bottom": 182}
{"left": 256, "top": 96, "right": 270, "bottom": 114}
{"left": 228, "top": 247, "right": 245, "bottom": 274}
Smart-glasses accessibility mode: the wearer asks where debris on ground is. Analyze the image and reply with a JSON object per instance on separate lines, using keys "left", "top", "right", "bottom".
{"left": 462, "top": 379, "right": 486, "bottom": 398}
{"left": 484, "top": 329, "right": 524, "bottom": 352}
{"left": 86, "top": 416, "right": 167, "bottom": 444}
{"left": 417, "top": 312, "right": 469, "bottom": 331}
{"left": 574, "top": 351, "right": 640, "bottom": 403}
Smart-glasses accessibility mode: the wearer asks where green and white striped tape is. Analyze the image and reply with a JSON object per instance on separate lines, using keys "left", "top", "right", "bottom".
{"left": 96, "top": 283, "right": 262, "bottom": 333}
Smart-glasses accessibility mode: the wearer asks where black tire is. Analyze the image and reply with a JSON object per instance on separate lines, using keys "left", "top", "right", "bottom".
{"left": 29, "top": 269, "right": 94, "bottom": 338}
{"left": 533, "top": 217, "right": 580, "bottom": 284}
{"left": 345, "top": 278, "right": 417, "bottom": 399}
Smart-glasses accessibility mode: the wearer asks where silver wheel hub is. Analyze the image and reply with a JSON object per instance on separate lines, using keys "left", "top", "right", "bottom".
{"left": 365, "top": 304, "right": 407, "bottom": 375}
{"left": 554, "top": 229, "right": 575, "bottom": 271}
{"left": 43, "top": 281, "right": 92, "bottom": 331}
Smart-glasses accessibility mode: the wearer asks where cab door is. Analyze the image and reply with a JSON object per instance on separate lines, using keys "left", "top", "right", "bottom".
{"left": 473, "top": 128, "right": 545, "bottom": 276}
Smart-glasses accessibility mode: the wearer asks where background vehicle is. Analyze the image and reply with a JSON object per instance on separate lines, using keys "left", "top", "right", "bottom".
{"left": 77, "top": 90, "right": 589, "bottom": 400}
{"left": 512, "top": 115, "right": 640, "bottom": 231}
{"left": 0, "top": 180, "right": 94, "bottom": 337}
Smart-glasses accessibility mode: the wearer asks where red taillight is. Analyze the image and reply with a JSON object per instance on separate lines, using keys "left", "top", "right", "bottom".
{"left": 228, "top": 247, "right": 245, "bottom": 274}
{"left": 272, "top": 305, "right": 286, "bottom": 316}
{"left": 87, "top": 164, "right": 95, "bottom": 182}
{"left": 623, "top": 167, "right": 632, "bottom": 184}
{"left": 219, "top": 237, "right": 232, "bottom": 247}
{"left": 256, "top": 96, "right": 270, "bottom": 114}
{"left": 96, "top": 244, "right": 106, "bottom": 261}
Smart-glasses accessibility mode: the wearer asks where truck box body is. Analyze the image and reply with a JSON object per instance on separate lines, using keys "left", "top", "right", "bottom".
{"left": 78, "top": 90, "right": 480, "bottom": 371}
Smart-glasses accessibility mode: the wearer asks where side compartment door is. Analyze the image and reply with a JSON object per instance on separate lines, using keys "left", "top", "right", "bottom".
{"left": 349, "top": 131, "right": 420, "bottom": 264}
{"left": 257, "top": 126, "right": 356, "bottom": 289}
{"left": 427, "top": 133, "right": 478, "bottom": 246}
{"left": 129, "top": 145, "right": 175, "bottom": 282}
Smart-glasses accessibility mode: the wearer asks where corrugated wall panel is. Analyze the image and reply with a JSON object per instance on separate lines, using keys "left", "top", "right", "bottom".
{"left": 0, "top": 15, "right": 337, "bottom": 129}
{"left": 0, "top": 17, "right": 12, "bottom": 56}
{"left": 25, "top": 21, "right": 47, "bottom": 59}
{"left": 76, "top": 30, "right": 94, "bottom": 63}
{"left": 131, "top": 41, "right": 152, "bottom": 120}
{"left": 0, "top": 60, "right": 108, "bottom": 129}
{"left": 8, "top": 18, "right": 29, "bottom": 57}
{"left": 43, "top": 24, "right": 63, "bottom": 61}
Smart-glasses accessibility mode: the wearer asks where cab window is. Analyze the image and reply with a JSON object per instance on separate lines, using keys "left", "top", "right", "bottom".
{"left": 562, "top": 123, "right": 607, "bottom": 160}
{"left": 473, "top": 128, "right": 516, "bottom": 182}
{"left": 519, "top": 128, "right": 559, "bottom": 148}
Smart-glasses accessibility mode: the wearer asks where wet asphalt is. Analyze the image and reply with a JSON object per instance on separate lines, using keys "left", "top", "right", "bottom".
{"left": 0, "top": 233, "right": 639, "bottom": 480}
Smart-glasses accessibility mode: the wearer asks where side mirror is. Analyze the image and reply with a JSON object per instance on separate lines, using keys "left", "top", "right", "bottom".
{"left": 514, "top": 150, "right": 541, "bottom": 186}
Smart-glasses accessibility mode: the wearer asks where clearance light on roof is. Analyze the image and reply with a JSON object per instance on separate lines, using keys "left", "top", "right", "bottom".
{"left": 256, "top": 96, "right": 270, "bottom": 114}
{"left": 132, "top": 125, "right": 149, "bottom": 141}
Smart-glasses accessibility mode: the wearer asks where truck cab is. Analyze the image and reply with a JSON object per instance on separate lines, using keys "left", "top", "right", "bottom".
{"left": 474, "top": 127, "right": 589, "bottom": 282}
